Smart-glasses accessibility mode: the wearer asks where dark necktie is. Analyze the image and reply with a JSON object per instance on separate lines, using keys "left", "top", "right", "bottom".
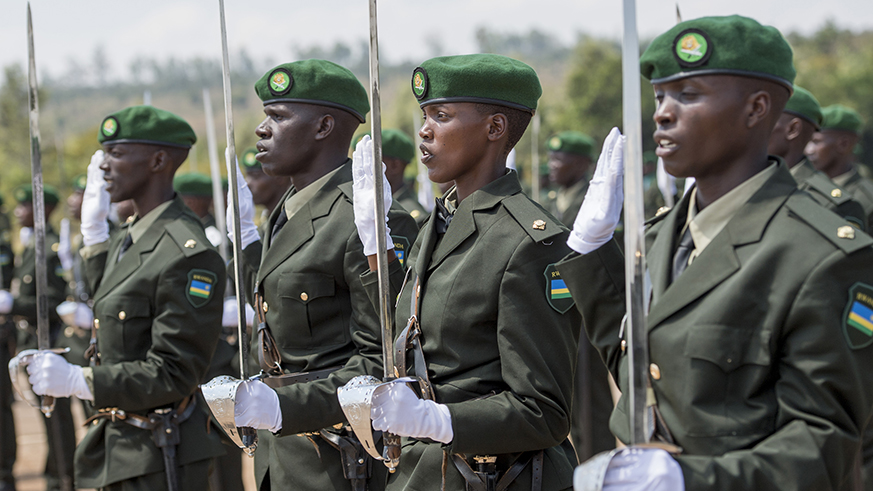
{"left": 433, "top": 198, "right": 454, "bottom": 235}
{"left": 671, "top": 227, "right": 694, "bottom": 282}
{"left": 117, "top": 234, "right": 133, "bottom": 262}
{"left": 271, "top": 210, "right": 288, "bottom": 241}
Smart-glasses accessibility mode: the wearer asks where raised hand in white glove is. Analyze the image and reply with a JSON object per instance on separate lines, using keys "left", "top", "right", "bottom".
{"left": 225, "top": 151, "right": 259, "bottom": 249}
{"left": 600, "top": 448, "right": 684, "bottom": 491}
{"left": 0, "top": 290, "right": 12, "bottom": 314}
{"left": 371, "top": 382, "right": 453, "bottom": 444}
{"left": 234, "top": 379, "right": 282, "bottom": 432}
{"left": 222, "top": 297, "right": 255, "bottom": 328}
{"left": 26, "top": 352, "right": 93, "bottom": 401}
{"left": 57, "top": 301, "right": 93, "bottom": 329}
{"left": 19, "top": 227, "right": 33, "bottom": 248}
{"left": 81, "top": 150, "right": 111, "bottom": 246}
{"left": 568, "top": 127, "right": 625, "bottom": 255}
{"left": 352, "top": 135, "right": 393, "bottom": 256}
{"left": 58, "top": 218, "right": 73, "bottom": 272}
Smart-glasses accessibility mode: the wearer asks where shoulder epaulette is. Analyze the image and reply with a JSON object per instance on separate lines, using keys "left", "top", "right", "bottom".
{"left": 338, "top": 181, "right": 354, "bottom": 202}
{"left": 786, "top": 194, "right": 873, "bottom": 255}
{"left": 645, "top": 206, "right": 672, "bottom": 227}
{"left": 164, "top": 220, "right": 209, "bottom": 258}
{"left": 502, "top": 193, "right": 565, "bottom": 243}
{"left": 805, "top": 173, "right": 853, "bottom": 206}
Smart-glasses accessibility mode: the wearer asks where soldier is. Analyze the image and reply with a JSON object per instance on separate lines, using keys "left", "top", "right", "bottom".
{"left": 359, "top": 53, "right": 581, "bottom": 490}
{"left": 355, "top": 129, "right": 427, "bottom": 224}
{"left": 0, "top": 191, "right": 14, "bottom": 491}
{"left": 546, "top": 131, "right": 595, "bottom": 225}
{"left": 558, "top": 15, "right": 873, "bottom": 489}
{"left": 174, "top": 172, "right": 223, "bottom": 247}
{"left": 239, "top": 147, "right": 290, "bottom": 227}
{"left": 25, "top": 105, "right": 226, "bottom": 490}
{"left": 545, "top": 130, "right": 615, "bottom": 462}
{"left": 768, "top": 88, "right": 867, "bottom": 230}
{"left": 225, "top": 59, "right": 417, "bottom": 491}
{"left": 4, "top": 184, "right": 75, "bottom": 491}
{"left": 807, "top": 104, "right": 873, "bottom": 230}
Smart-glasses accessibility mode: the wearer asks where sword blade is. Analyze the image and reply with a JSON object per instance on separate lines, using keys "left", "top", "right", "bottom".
{"left": 217, "top": 0, "right": 256, "bottom": 455}
{"left": 621, "top": 0, "right": 650, "bottom": 445}
{"left": 203, "top": 88, "right": 228, "bottom": 263}
{"left": 27, "top": 2, "right": 55, "bottom": 418}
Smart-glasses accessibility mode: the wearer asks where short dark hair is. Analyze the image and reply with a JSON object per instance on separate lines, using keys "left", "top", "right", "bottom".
{"left": 475, "top": 103, "right": 532, "bottom": 155}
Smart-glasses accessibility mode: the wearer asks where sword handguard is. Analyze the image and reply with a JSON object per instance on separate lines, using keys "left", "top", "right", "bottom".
{"left": 7, "top": 347, "right": 70, "bottom": 416}
{"left": 200, "top": 375, "right": 258, "bottom": 456}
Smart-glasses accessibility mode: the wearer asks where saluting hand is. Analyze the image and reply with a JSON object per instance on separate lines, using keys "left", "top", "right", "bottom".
{"left": 352, "top": 135, "right": 394, "bottom": 256}
{"left": 225, "top": 151, "right": 260, "bottom": 249}
{"left": 568, "top": 127, "right": 625, "bottom": 255}
{"left": 81, "top": 150, "right": 110, "bottom": 246}
{"left": 27, "top": 352, "right": 93, "bottom": 401}
{"left": 370, "top": 382, "right": 453, "bottom": 444}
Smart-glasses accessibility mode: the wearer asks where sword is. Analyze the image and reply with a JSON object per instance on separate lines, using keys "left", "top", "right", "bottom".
{"left": 26, "top": 2, "right": 55, "bottom": 419}
{"left": 203, "top": 88, "right": 228, "bottom": 263}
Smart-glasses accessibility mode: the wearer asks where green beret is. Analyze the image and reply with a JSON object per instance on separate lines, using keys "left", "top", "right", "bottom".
{"left": 412, "top": 54, "right": 542, "bottom": 114}
{"left": 547, "top": 131, "right": 595, "bottom": 158}
{"left": 640, "top": 15, "right": 795, "bottom": 91}
{"left": 173, "top": 172, "right": 213, "bottom": 197}
{"left": 241, "top": 148, "right": 261, "bottom": 171}
{"left": 784, "top": 86, "right": 822, "bottom": 129}
{"left": 72, "top": 174, "right": 88, "bottom": 192}
{"left": 14, "top": 184, "right": 59, "bottom": 206}
{"left": 352, "top": 129, "right": 416, "bottom": 163}
{"left": 821, "top": 104, "right": 863, "bottom": 134}
{"left": 98, "top": 105, "right": 196, "bottom": 148}
{"left": 254, "top": 59, "right": 369, "bottom": 123}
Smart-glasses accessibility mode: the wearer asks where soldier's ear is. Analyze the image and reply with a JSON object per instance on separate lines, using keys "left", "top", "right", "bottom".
{"left": 785, "top": 117, "right": 803, "bottom": 142}
{"left": 150, "top": 149, "right": 171, "bottom": 173}
{"left": 314, "top": 114, "right": 335, "bottom": 141}
{"left": 487, "top": 113, "right": 508, "bottom": 143}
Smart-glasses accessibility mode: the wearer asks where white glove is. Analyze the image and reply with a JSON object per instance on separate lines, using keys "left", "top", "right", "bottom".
{"left": 26, "top": 352, "right": 93, "bottom": 401}
{"left": 57, "top": 301, "right": 93, "bottom": 329}
{"left": 234, "top": 379, "right": 282, "bottom": 432}
{"left": 567, "top": 127, "right": 625, "bottom": 255}
{"left": 19, "top": 227, "right": 33, "bottom": 248}
{"left": 225, "top": 152, "right": 259, "bottom": 249}
{"left": 371, "top": 382, "right": 453, "bottom": 444}
{"left": 601, "top": 448, "right": 684, "bottom": 491}
{"left": 58, "top": 218, "right": 73, "bottom": 272}
{"left": 0, "top": 290, "right": 12, "bottom": 314}
{"left": 81, "top": 150, "right": 111, "bottom": 246}
{"left": 222, "top": 297, "right": 255, "bottom": 328}
{"left": 352, "top": 135, "right": 393, "bottom": 256}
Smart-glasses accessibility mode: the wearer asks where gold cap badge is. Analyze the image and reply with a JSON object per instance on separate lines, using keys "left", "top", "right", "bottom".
{"left": 838, "top": 225, "right": 855, "bottom": 239}
{"left": 532, "top": 219, "right": 546, "bottom": 230}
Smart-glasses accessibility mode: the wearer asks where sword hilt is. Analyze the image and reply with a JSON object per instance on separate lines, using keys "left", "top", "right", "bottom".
{"left": 382, "top": 432, "right": 401, "bottom": 473}
{"left": 239, "top": 426, "right": 257, "bottom": 457}
{"left": 40, "top": 395, "right": 55, "bottom": 417}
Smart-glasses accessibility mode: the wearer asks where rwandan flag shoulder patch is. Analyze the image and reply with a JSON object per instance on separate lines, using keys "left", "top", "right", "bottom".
{"left": 843, "top": 282, "right": 873, "bottom": 349}
{"left": 544, "top": 263, "right": 574, "bottom": 314}
{"left": 186, "top": 269, "right": 217, "bottom": 308}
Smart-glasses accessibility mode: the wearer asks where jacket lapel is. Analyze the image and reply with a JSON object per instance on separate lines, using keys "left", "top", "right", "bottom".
{"left": 646, "top": 164, "right": 796, "bottom": 330}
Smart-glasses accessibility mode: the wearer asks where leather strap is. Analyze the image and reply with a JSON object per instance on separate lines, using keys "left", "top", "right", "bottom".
{"left": 261, "top": 365, "right": 342, "bottom": 389}
{"left": 254, "top": 292, "right": 282, "bottom": 375}
{"left": 83, "top": 394, "right": 196, "bottom": 429}
{"left": 450, "top": 450, "right": 544, "bottom": 491}
{"left": 318, "top": 429, "right": 371, "bottom": 491}
{"left": 85, "top": 317, "right": 99, "bottom": 367}
{"left": 396, "top": 276, "right": 435, "bottom": 400}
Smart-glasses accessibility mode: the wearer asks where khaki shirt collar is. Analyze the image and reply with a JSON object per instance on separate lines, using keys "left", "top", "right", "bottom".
{"left": 129, "top": 199, "right": 173, "bottom": 243}
{"left": 283, "top": 166, "right": 343, "bottom": 221}
{"left": 685, "top": 163, "right": 778, "bottom": 265}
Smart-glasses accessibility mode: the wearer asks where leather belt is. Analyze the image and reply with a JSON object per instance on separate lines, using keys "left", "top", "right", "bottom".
{"left": 260, "top": 365, "right": 342, "bottom": 389}
{"left": 83, "top": 394, "right": 196, "bottom": 429}
{"left": 451, "top": 451, "right": 543, "bottom": 491}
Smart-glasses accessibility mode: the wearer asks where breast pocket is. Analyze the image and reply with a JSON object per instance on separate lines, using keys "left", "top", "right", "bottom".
{"left": 95, "top": 296, "right": 152, "bottom": 363}
{"left": 682, "top": 324, "right": 774, "bottom": 437}
{"left": 276, "top": 273, "right": 348, "bottom": 350}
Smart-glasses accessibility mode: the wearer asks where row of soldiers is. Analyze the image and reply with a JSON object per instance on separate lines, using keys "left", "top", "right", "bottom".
{"left": 3, "top": 12, "right": 873, "bottom": 491}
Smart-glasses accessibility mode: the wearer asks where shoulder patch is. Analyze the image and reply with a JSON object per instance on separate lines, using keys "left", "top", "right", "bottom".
{"left": 805, "top": 173, "right": 852, "bottom": 205}
{"left": 502, "top": 194, "right": 564, "bottom": 243}
{"left": 786, "top": 195, "right": 873, "bottom": 255}
{"left": 186, "top": 269, "right": 217, "bottom": 308}
{"left": 544, "top": 263, "right": 574, "bottom": 314}
{"left": 843, "top": 283, "right": 873, "bottom": 349}
{"left": 165, "top": 221, "right": 209, "bottom": 257}
{"left": 391, "top": 235, "right": 410, "bottom": 269}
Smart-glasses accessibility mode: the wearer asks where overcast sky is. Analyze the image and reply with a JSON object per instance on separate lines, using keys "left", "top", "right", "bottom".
{"left": 1, "top": 0, "right": 872, "bottom": 79}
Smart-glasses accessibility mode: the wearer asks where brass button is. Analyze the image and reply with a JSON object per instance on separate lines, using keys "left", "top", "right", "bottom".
{"left": 94, "top": 319, "right": 100, "bottom": 329}
{"left": 649, "top": 363, "right": 661, "bottom": 380}
{"left": 118, "top": 311, "right": 126, "bottom": 320}
{"left": 64, "top": 326, "right": 75, "bottom": 337}
{"left": 831, "top": 188, "right": 842, "bottom": 198}
{"left": 656, "top": 206, "right": 671, "bottom": 217}
{"left": 300, "top": 292, "right": 309, "bottom": 301}
{"left": 532, "top": 219, "right": 546, "bottom": 230}
{"left": 621, "top": 339, "right": 627, "bottom": 352}
{"left": 51, "top": 242, "right": 60, "bottom": 252}
{"left": 262, "top": 301, "right": 269, "bottom": 313}
{"left": 410, "top": 210, "right": 420, "bottom": 219}
{"left": 23, "top": 275, "right": 32, "bottom": 284}
{"left": 184, "top": 239, "right": 197, "bottom": 248}
{"left": 126, "top": 215, "right": 135, "bottom": 224}
{"left": 838, "top": 225, "right": 855, "bottom": 240}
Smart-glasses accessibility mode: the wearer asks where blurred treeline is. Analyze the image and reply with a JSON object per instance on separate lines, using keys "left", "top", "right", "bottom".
{"left": 0, "top": 21, "right": 871, "bottom": 221}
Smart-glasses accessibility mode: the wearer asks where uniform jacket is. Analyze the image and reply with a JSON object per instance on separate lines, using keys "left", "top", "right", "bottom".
{"left": 558, "top": 163, "right": 873, "bottom": 490}
{"left": 792, "top": 158, "right": 867, "bottom": 231}
{"left": 394, "top": 183, "right": 428, "bottom": 226}
{"left": 11, "top": 226, "right": 66, "bottom": 343}
{"left": 238, "top": 160, "right": 418, "bottom": 490}
{"left": 842, "top": 168, "right": 873, "bottom": 231}
{"left": 373, "top": 170, "right": 580, "bottom": 490}
{"left": 75, "top": 196, "right": 226, "bottom": 488}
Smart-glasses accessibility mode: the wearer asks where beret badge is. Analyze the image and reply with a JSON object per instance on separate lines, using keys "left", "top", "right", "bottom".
{"left": 101, "top": 117, "right": 119, "bottom": 139}
{"left": 269, "top": 68, "right": 293, "bottom": 96}
{"left": 673, "top": 29, "right": 712, "bottom": 68}
{"left": 412, "top": 67, "right": 428, "bottom": 100}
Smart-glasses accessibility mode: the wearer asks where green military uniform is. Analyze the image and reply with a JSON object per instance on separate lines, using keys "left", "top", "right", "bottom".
{"left": 237, "top": 60, "right": 418, "bottom": 490}
{"left": 240, "top": 162, "right": 417, "bottom": 490}
{"left": 791, "top": 158, "right": 868, "bottom": 230}
{"left": 393, "top": 183, "right": 427, "bottom": 224}
{"left": 74, "top": 106, "right": 226, "bottom": 490}
{"left": 834, "top": 169, "right": 873, "bottom": 231}
{"left": 559, "top": 17, "right": 873, "bottom": 489}
{"left": 0, "top": 199, "right": 16, "bottom": 491}
{"left": 64, "top": 175, "right": 99, "bottom": 374}
{"left": 9, "top": 186, "right": 76, "bottom": 491}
